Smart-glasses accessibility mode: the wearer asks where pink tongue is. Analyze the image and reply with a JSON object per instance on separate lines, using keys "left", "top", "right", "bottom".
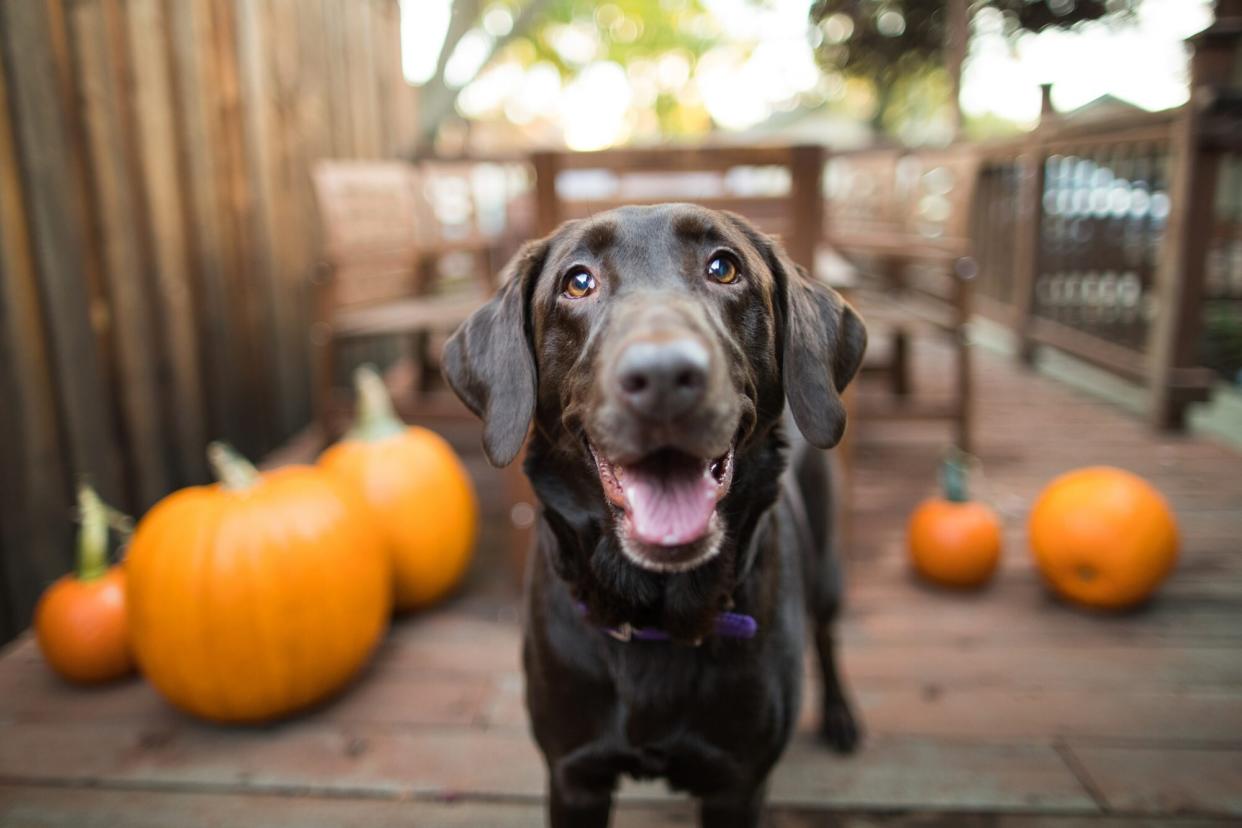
{"left": 620, "top": 462, "right": 717, "bottom": 546}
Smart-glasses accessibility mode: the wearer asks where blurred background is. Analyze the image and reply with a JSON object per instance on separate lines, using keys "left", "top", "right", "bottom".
{"left": 0, "top": 0, "right": 1240, "bottom": 825}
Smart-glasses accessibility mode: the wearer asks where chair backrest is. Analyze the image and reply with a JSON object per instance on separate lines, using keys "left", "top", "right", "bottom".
{"left": 312, "top": 160, "right": 424, "bottom": 309}
{"left": 531, "top": 145, "right": 826, "bottom": 271}
{"left": 824, "top": 147, "right": 982, "bottom": 261}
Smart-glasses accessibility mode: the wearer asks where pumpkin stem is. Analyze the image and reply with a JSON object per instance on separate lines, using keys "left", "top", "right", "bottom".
{"left": 940, "top": 448, "right": 971, "bottom": 503}
{"left": 75, "top": 483, "right": 109, "bottom": 582}
{"left": 103, "top": 505, "right": 135, "bottom": 540}
{"left": 348, "top": 364, "right": 405, "bottom": 442}
{"left": 207, "top": 441, "right": 260, "bottom": 491}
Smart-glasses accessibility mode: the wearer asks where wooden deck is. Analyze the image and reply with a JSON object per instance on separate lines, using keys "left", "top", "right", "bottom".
{"left": 1, "top": 341, "right": 1240, "bottom": 826}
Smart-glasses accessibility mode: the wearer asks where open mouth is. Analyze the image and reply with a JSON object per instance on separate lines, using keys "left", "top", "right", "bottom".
{"left": 591, "top": 444, "right": 735, "bottom": 551}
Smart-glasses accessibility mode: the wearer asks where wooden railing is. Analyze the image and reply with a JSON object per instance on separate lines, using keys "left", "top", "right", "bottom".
{"left": 1203, "top": 151, "right": 1242, "bottom": 382}
{"left": 971, "top": 114, "right": 1181, "bottom": 383}
{"left": 964, "top": 11, "right": 1240, "bottom": 429}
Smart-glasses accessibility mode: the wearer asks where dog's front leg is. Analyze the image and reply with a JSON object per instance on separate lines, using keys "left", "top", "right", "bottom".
{"left": 549, "top": 781, "right": 612, "bottom": 828}
{"left": 697, "top": 782, "right": 767, "bottom": 828}
{"left": 548, "top": 744, "right": 619, "bottom": 828}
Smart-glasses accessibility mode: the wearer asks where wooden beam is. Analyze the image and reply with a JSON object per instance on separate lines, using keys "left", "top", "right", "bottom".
{"left": 531, "top": 151, "right": 560, "bottom": 236}
{"left": 1148, "top": 20, "right": 1237, "bottom": 429}
{"left": 69, "top": 0, "right": 173, "bottom": 506}
{"left": 0, "top": 0, "right": 125, "bottom": 503}
{"left": 0, "top": 40, "right": 73, "bottom": 632}
{"left": 787, "top": 144, "right": 825, "bottom": 273}
{"left": 1009, "top": 148, "right": 1045, "bottom": 365}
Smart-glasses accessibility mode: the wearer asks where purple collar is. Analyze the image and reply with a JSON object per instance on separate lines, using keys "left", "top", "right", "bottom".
{"left": 575, "top": 602, "right": 758, "bottom": 643}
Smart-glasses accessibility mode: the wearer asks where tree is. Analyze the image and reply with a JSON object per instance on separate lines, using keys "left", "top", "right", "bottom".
{"left": 413, "top": 0, "right": 721, "bottom": 150}
{"left": 809, "top": 0, "right": 1141, "bottom": 136}
{"left": 416, "top": 0, "right": 553, "bottom": 148}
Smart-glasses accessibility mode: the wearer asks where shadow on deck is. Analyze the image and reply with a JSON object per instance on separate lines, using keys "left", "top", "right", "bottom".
{"left": 1, "top": 342, "right": 1240, "bottom": 826}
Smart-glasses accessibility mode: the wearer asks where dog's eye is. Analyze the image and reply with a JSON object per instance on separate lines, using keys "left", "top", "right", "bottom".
{"left": 706, "top": 254, "right": 740, "bottom": 285}
{"left": 562, "top": 267, "right": 597, "bottom": 299}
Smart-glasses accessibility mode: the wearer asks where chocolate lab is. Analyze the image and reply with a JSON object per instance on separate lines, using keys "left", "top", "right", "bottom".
{"left": 444, "top": 204, "right": 866, "bottom": 827}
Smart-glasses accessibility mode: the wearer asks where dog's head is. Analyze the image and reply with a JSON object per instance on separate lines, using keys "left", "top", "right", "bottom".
{"left": 445, "top": 204, "right": 865, "bottom": 578}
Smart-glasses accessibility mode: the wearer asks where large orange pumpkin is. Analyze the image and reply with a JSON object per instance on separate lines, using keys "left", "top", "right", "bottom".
{"left": 908, "top": 453, "right": 1002, "bottom": 589}
{"left": 319, "top": 366, "right": 477, "bottom": 611}
{"left": 34, "top": 485, "right": 135, "bottom": 684}
{"left": 1029, "top": 466, "right": 1178, "bottom": 610}
{"left": 125, "top": 443, "right": 391, "bottom": 723}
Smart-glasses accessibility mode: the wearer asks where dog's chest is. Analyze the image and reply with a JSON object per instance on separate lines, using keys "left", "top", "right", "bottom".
{"left": 622, "top": 644, "right": 787, "bottom": 738}
{"left": 545, "top": 642, "right": 795, "bottom": 794}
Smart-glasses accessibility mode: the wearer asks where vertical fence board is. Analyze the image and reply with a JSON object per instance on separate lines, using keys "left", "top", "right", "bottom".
{"left": 0, "top": 0, "right": 126, "bottom": 504}
{"left": 235, "top": 0, "right": 297, "bottom": 438}
{"left": 376, "top": 0, "right": 415, "bottom": 158}
{"left": 169, "top": 0, "right": 242, "bottom": 448}
{"left": 0, "top": 45, "right": 74, "bottom": 634}
{"left": 0, "top": 0, "right": 412, "bottom": 640}
{"left": 322, "top": 0, "right": 354, "bottom": 156}
{"left": 270, "top": 0, "right": 313, "bottom": 430}
{"left": 209, "top": 0, "right": 274, "bottom": 454}
{"left": 69, "top": 0, "right": 173, "bottom": 506}
{"left": 125, "top": 0, "right": 209, "bottom": 481}
{"left": 351, "top": 0, "right": 380, "bottom": 158}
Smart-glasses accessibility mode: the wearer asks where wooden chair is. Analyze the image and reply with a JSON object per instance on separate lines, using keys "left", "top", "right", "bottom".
{"left": 312, "top": 159, "right": 541, "bottom": 581}
{"left": 530, "top": 145, "right": 827, "bottom": 268}
{"left": 822, "top": 147, "right": 981, "bottom": 451}
{"left": 310, "top": 160, "right": 498, "bottom": 436}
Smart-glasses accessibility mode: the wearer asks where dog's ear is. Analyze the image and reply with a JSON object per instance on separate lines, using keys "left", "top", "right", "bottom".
{"left": 442, "top": 239, "right": 547, "bottom": 467}
{"left": 726, "top": 215, "right": 866, "bottom": 449}
{"left": 779, "top": 261, "right": 867, "bottom": 448}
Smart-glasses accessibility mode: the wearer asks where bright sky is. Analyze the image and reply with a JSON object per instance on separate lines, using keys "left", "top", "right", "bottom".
{"left": 963, "top": 0, "right": 1215, "bottom": 124}
{"left": 401, "top": 0, "right": 1216, "bottom": 148}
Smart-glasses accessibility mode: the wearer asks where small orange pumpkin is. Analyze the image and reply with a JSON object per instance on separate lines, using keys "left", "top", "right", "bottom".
{"left": 34, "top": 485, "right": 135, "bottom": 684}
{"left": 1029, "top": 466, "right": 1178, "bottom": 610}
{"left": 125, "top": 443, "right": 391, "bottom": 723}
{"left": 908, "top": 452, "right": 1003, "bottom": 589}
{"left": 319, "top": 365, "right": 478, "bottom": 611}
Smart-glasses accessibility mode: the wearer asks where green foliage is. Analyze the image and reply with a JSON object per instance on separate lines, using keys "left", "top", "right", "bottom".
{"left": 505, "top": 0, "right": 719, "bottom": 76}
{"left": 808, "top": 0, "right": 1140, "bottom": 132}
{"left": 483, "top": 0, "right": 725, "bottom": 136}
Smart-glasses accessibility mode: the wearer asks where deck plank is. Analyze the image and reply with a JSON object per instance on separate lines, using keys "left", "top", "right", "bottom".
{"left": 3, "top": 785, "right": 1232, "bottom": 828}
{"left": 1065, "top": 745, "right": 1242, "bottom": 817}
{"left": 768, "top": 736, "right": 1095, "bottom": 812}
{"left": 1, "top": 341, "right": 1240, "bottom": 822}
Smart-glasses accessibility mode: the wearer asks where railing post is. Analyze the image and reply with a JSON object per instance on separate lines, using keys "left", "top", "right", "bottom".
{"left": 531, "top": 150, "right": 560, "bottom": 236}
{"left": 1010, "top": 145, "right": 1045, "bottom": 365}
{"left": 1148, "top": 7, "right": 1238, "bottom": 429}
{"left": 788, "top": 144, "right": 825, "bottom": 273}
{"left": 954, "top": 256, "right": 977, "bottom": 453}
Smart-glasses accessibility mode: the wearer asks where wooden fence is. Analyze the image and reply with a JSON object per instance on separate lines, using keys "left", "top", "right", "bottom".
{"left": 965, "top": 9, "right": 1242, "bottom": 428}
{"left": 0, "top": 0, "right": 415, "bottom": 642}
{"left": 971, "top": 110, "right": 1187, "bottom": 379}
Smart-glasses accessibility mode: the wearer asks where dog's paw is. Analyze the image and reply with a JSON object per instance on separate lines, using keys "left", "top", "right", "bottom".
{"left": 819, "top": 702, "right": 861, "bottom": 754}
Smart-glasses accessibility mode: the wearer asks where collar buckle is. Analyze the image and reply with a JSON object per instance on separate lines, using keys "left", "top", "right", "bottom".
{"left": 607, "top": 623, "right": 633, "bottom": 642}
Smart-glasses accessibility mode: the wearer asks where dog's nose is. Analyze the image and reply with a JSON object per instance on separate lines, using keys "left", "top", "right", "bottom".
{"left": 615, "top": 338, "right": 710, "bottom": 420}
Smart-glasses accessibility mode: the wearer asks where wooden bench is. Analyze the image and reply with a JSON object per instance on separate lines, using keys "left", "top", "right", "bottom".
{"left": 312, "top": 159, "right": 540, "bottom": 577}
{"left": 311, "top": 159, "right": 505, "bottom": 436}
{"left": 822, "top": 147, "right": 981, "bottom": 451}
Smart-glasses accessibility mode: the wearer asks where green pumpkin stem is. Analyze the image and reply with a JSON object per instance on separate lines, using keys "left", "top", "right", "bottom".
{"left": 207, "top": 441, "right": 260, "bottom": 491}
{"left": 75, "top": 484, "right": 110, "bottom": 582}
{"left": 940, "top": 448, "right": 970, "bottom": 503}
{"left": 348, "top": 364, "right": 405, "bottom": 442}
{"left": 103, "top": 505, "right": 135, "bottom": 539}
